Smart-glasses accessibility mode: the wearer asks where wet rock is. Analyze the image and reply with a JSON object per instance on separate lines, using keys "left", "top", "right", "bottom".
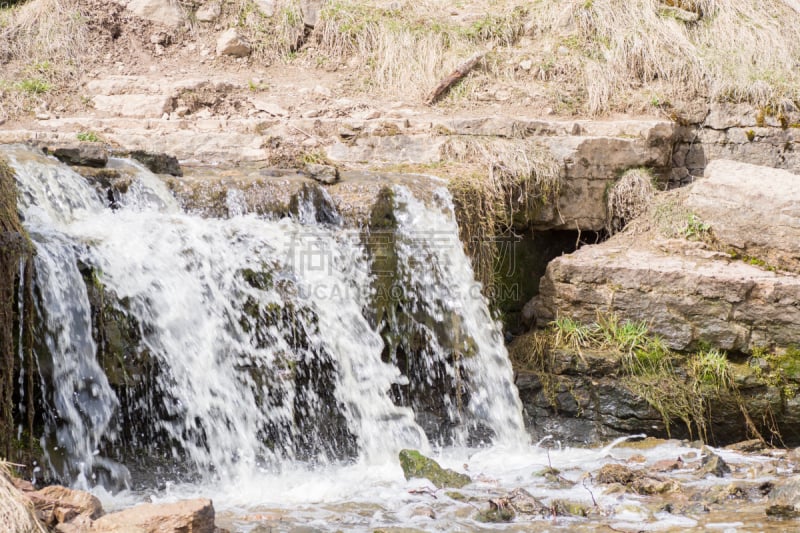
{"left": 91, "top": 498, "right": 215, "bottom": 532}
{"left": 124, "top": 149, "right": 182, "bottom": 176}
{"left": 515, "top": 365, "right": 668, "bottom": 446}
{"left": 476, "top": 498, "right": 515, "bottom": 523}
{"left": 595, "top": 464, "right": 679, "bottom": 495}
{"left": 767, "top": 477, "right": 800, "bottom": 518}
{"left": 216, "top": 28, "right": 251, "bottom": 57}
{"left": 596, "top": 463, "right": 637, "bottom": 485}
{"left": 30, "top": 485, "right": 103, "bottom": 528}
{"left": 651, "top": 457, "right": 684, "bottom": 472}
{"left": 699, "top": 448, "right": 731, "bottom": 477}
{"left": 304, "top": 163, "right": 340, "bottom": 184}
{"left": 551, "top": 499, "right": 589, "bottom": 517}
{"left": 700, "top": 481, "right": 772, "bottom": 505}
{"left": 43, "top": 143, "right": 109, "bottom": 168}
{"left": 398, "top": 449, "right": 471, "bottom": 489}
{"left": 725, "top": 439, "right": 765, "bottom": 453}
{"left": 507, "top": 487, "right": 548, "bottom": 515}
{"left": 410, "top": 506, "right": 435, "bottom": 519}
{"left": 534, "top": 467, "right": 574, "bottom": 489}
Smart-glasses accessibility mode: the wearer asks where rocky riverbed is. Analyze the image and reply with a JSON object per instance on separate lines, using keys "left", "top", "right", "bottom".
{"left": 6, "top": 437, "right": 800, "bottom": 532}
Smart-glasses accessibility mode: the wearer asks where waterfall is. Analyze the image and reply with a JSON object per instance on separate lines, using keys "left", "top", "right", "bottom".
{"left": 392, "top": 187, "right": 526, "bottom": 446}
{"left": 1, "top": 144, "right": 526, "bottom": 490}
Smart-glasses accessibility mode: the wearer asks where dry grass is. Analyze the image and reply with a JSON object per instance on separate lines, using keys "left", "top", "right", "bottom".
{"left": 0, "top": 0, "right": 89, "bottom": 118}
{"left": 529, "top": 0, "right": 800, "bottom": 115}
{"left": 2, "top": 0, "right": 795, "bottom": 118}
{"left": 605, "top": 168, "right": 656, "bottom": 235}
{"left": 442, "top": 137, "right": 560, "bottom": 288}
{"left": 227, "top": 0, "right": 307, "bottom": 61}
{"left": 0, "top": 462, "right": 46, "bottom": 533}
{"left": 313, "top": 0, "right": 527, "bottom": 99}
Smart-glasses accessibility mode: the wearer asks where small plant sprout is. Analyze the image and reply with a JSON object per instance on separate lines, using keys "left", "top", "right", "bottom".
{"left": 76, "top": 131, "right": 100, "bottom": 142}
{"left": 683, "top": 213, "right": 710, "bottom": 239}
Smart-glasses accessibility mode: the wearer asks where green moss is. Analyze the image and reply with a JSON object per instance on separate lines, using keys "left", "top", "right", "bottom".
{"left": 727, "top": 250, "right": 777, "bottom": 272}
{"left": 398, "top": 449, "right": 471, "bottom": 488}
{"left": 746, "top": 129, "right": 755, "bottom": 142}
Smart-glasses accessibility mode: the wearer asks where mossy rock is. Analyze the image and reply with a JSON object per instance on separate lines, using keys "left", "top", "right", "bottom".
{"left": 398, "top": 449, "right": 471, "bottom": 488}
{"left": 475, "top": 506, "right": 515, "bottom": 523}
{"left": 551, "top": 499, "right": 588, "bottom": 517}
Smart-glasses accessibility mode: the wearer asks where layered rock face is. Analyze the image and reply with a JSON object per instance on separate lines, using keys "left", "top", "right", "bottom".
{"left": 533, "top": 160, "right": 800, "bottom": 353}
{"left": 673, "top": 104, "right": 800, "bottom": 185}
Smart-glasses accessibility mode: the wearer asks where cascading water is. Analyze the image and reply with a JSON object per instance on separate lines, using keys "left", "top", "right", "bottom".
{"left": 392, "top": 187, "right": 526, "bottom": 446}
{"left": 2, "top": 144, "right": 527, "bottom": 494}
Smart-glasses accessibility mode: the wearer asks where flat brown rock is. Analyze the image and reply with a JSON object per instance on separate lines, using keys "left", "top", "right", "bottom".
{"left": 91, "top": 498, "right": 215, "bottom": 533}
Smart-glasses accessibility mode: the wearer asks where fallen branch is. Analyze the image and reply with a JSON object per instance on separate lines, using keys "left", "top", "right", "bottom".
{"left": 425, "top": 52, "right": 485, "bottom": 105}
{"left": 408, "top": 487, "right": 438, "bottom": 499}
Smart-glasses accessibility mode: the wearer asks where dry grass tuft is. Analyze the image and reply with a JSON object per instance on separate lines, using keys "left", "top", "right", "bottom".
{"left": 529, "top": 0, "right": 800, "bottom": 115}
{"left": 228, "top": 0, "right": 307, "bottom": 61}
{"left": 0, "top": 0, "right": 89, "bottom": 118}
{"left": 606, "top": 168, "right": 656, "bottom": 235}
{"left": 0, "top": 461, "right": 47, "bottom": 533}
{"left": 442, "top": 137, "right": 560, "bottom": 287}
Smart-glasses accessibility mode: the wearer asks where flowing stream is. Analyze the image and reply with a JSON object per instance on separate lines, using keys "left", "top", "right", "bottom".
{"left": 3, "top": 145, "right": 787, "bottom": 532}
{"left": 2, "top": 145, "right": 526, "bottom": 485}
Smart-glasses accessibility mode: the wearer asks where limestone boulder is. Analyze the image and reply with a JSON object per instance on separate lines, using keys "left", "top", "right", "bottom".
{"left": 300, "top": 0, "right": 323, "bottom": 27}
{"left": 92, "top": 94, "right": 172, "bottom": 119}
{"left": 216, "top": 28, "right": 251, "bottom": 57}
{"left": 91, "top": 498, "right": 215, "bottom": 533}
{"left": 686, "top": 160, "right": 800, "bottom": 272}
{"left": 533, "top": 237, "right": 800, "bottom": 352}
{"left": 533, "top": 123, "right": 675, "bottom": 231}
{"left": 122, "top": 0, "right": 185, "bottom": 27}
{"left": 195, "top": 2, "right": 220, "bottom": 22}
